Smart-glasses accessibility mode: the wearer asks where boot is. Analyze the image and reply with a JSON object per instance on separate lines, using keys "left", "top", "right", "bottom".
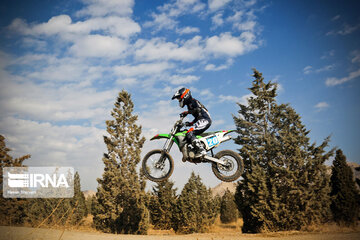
{"left": 193, "top": 139, "right": 206, "bottom": 156}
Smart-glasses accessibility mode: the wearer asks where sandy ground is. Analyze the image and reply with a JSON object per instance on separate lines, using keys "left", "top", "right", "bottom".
{"left": 1, "top": 226, "right": 360, "bottom": 240}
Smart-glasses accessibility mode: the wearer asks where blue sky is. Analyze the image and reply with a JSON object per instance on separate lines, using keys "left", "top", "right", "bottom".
{"left": 1, "top": 0, "right": 359, "bottom": 191}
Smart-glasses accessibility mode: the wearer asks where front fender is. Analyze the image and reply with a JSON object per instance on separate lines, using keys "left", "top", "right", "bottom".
{"left": 150, "top": 134, "right": 171, "bottom": 141}
{"left": 150, "top": 134, "right": 180, "bottom": 147}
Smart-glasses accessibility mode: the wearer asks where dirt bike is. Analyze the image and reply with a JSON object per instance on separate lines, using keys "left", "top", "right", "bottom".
{"left": 142, "top": 116, "right": 244, "bottom": 182}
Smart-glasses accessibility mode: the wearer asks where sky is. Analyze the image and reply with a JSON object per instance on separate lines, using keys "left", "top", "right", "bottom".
{"left": 0, "top": 0, "right": 359, "bottom": 192}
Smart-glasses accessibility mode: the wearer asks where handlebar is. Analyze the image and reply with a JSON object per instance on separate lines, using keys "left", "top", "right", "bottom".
{"left": 170, "top": 116, "right": 185, "bottom": 135}
{"left": 175, "top": 117, "right": 185, "bottom": 128}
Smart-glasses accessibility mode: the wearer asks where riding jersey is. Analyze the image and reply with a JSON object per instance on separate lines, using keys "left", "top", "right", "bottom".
{"left": 186, "top": 98, "right": 211, "bottom": 123}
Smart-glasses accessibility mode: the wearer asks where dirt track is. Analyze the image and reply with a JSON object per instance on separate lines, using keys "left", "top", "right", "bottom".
{"left": 1, "top": 226, "right": 360, "bottom": 240}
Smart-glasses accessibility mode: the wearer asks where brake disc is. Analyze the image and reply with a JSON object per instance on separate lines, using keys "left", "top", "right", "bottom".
{"left": 219, "top": 158, "right": 234, "bottom": 171}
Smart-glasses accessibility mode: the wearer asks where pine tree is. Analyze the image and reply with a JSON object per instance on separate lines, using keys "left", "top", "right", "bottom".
{"left": 220, "top": 189, "right": 238, "bottom": 224}
{"left": 330, "top": 149, "right": 359, "bottom": 226}
{"left": 149, "top": 179, "right": 177, "bottom": 230}
{"left": 71, "top": 171, "right": 87, "bottom": 225}
{"left": 92, "top": 90, "right": 148, "bottom": 234}
{"left": 173, "top": 172, "right": 218, "bottom": 233}
{"left": 0, "top": 134, "right": 30, "bottom": 225}
{"left": 234, "top": 69, "right": 334, "bottom": 232}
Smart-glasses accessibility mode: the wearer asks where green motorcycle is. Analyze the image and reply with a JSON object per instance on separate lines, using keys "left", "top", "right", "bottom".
{"left": 142, "top": 116, "right": 244, "bottom": 182}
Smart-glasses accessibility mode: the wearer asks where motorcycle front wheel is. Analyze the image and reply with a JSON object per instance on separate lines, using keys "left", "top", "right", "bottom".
{"left": 142, "top": 149, "right": 174, "bottom": 182}
{"left": 212, "top": 150, "right": 243, "bottom": 182}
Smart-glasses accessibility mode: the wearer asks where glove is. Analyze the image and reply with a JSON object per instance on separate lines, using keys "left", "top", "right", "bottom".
{"left": 180, "top": 111, "right": 188, "bottom": 117}
{"left": 185, "top": 121, "right": 193, "bottom": 127}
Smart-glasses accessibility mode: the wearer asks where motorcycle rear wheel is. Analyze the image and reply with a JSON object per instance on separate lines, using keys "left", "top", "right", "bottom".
{"left": 212, "top": 150, "right": 243, "bottom": 182}
{"left": 142, "top": 149, "right": 174, "bottom": 182}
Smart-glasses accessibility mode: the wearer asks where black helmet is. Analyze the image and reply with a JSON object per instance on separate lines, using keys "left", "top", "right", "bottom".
{"left": 172, "top": 87, "right": 191, "bottom": 108}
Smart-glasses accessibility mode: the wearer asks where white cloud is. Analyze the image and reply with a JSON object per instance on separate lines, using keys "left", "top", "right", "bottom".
{"left": 226, "top": 7, "right": 258, "bottom": 33}
{"left": 321, "top": 50, "right": 335, "bottom": 60}
{"left": 169, "top": 75, "right": 200, "bottom": 85}
{"left": 316, "top": 64, "right": 335, "bottom": 73}
{"left": 326, "top": 23, "right": 360, "bottom": 36}
{"left": 326, "top": 68, "right": 360, "bottom": 86}
{"left": 219, "top": 94, "right": 240, "bottom": 103}
{"left": 176, "top": 26, "right": 200, "bottom": 35}
{"left": 208, "top": 0, "right": 232, "bottom": 12}
{"left": 314, "top": 102, "right": 330, "bottom": 111}
{"left": 116, "top": 78, "right": 138, "bottom": 86}
{"left": 227, "top": 10, "right": 244, "bottom": 22}
{"left": 144, "top": 12, "right": 178, "bottom": 31}
{"left": 212, "top": 119, "right": 225, "bottom": 127}
{"left": 76, "top": 0, "right": 134, "bottom": 17}
{"left": 9, "top": 15, "right": 141, "bottom": 40}
{"left": 199, "top": 89, "right": 214, "bottom": 99}
{"left": 138, "top": 100, "right": 179, "bottom": 139}
{"left": 70, "top": 34, "right": 128, "bottom": 58}
{"left": 205, "top": 63, "right": 227, "bottom": 71}
{"left": 113, "top": 62, "right": 173, "bottom": 77}
{"left": 144, "top": 0, "right": 205, "bottom": 32}
{"left": 0, "top": 80, "right": 115, "bottom": 123}
{"left": 205, "top": 59, "right": 233, "bottom": 71}
{"left": 212, "top": 13, "right": 224, "bottom": 28}
{"left": 303, "top": 64, "right": 334, "bottom": 75}
{"left": 332, "top": 15, "right": 341, "bottom": 21}
{"left": 206, "top": 32, "right": 257, "bottom": 57}
{"left": 303, "top": 65, "right": 313, "bottom": 74}
{"left": 219, "top": 93, "right": 253, "bottom": 105}
{"left": 235, "top": 20, "right": 256, "bottom": 31}
{"left": 0, "top": 57, "right": 116, "bottom": 124}
{"left": 0, "top": 117, "right": 106, "bottom": 190}
{"left": 135, "top": 36, "right": 204, "bottom": 62}
{"left": 351, "top": 50, "right": 360, "bottom": 64}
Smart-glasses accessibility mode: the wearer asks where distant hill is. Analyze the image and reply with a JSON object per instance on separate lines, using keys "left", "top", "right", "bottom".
{"left": 83, "top": 190, "right": 96, "bottom": 199}
{"left": 211, "top": 182, "right": 237, "bottom": 197}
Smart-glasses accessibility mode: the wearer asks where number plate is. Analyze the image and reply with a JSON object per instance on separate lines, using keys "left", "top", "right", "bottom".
{"left": 206, "top": 136, "right": 219, "bottom": 148}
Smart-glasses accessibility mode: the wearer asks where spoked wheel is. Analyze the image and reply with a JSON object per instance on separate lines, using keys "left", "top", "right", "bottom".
{"left": 212, "top": 150, "right": 243, "bottom": 182}
{"left": 142, "top": 149, "right": 174, "bottom": 182}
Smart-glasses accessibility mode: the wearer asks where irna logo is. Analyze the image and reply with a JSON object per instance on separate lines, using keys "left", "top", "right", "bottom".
{"left": 3, "top": 167, "right": 74, "bottom": 198}
{"left": 8, "top": 172, "right": 69, "bottom": 188}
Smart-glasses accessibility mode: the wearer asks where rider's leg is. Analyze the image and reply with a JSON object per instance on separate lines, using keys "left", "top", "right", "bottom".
{"left": 186, "top": 119, "right": 211, "bottom": 155}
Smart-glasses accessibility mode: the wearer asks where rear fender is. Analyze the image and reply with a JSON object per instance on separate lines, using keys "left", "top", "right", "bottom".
{"left": 201, "top": 130, "right": 236, "bottom": 150}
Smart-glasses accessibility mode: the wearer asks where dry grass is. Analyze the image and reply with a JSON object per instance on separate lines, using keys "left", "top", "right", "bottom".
{"left": 209, "top": 216, "right": 243, "bottom": 233}
{"left": 301, "top": 222, "right": 360, "bottom": 233}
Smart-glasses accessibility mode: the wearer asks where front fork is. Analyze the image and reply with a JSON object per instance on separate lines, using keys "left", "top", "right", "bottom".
{"left": 163, "top": 137, "right": 174, "bottom": 153}
{"left": 158, "top": 134, "right": 175, "bottom": 165}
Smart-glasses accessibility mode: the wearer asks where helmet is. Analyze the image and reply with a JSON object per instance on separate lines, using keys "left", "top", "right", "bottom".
{"left": 172, "top": 88, "right": 191, "bottom": 108}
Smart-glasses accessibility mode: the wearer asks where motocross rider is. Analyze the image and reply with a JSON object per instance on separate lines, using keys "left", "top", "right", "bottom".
{"left": 172, "top": 88, "right": 212, "bottom": 156}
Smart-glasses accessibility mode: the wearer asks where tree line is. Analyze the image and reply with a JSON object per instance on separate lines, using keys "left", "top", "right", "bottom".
{"left": 0, "top": 135, "right": 88, "bottom": 227}
{"left": 1, "top": 69, "right": 359, "bottom": 234}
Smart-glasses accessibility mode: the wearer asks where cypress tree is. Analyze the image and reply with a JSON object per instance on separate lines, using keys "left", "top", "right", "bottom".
{"left": 173, "top": 172, "right": 218, "bottom": 233}
{"left": 330, "top": 149, "right": 359, "bottom": 226}
{"left": 220, "top": 189, "right": 238, "bottom": 224}
{"left": 0, "top": 134, "right": 30, "bottom": 225}
{"left": 234, "top": 69, "right": 334, "bottom": 232}
{"left": 92, "top": 90, "right": 149, "bottom": 234}
{"left": 71, "top": 171, "right": 87, "bottom": 225}
{"left": 149, "top": 179, "right": 177, "bottom": 230}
